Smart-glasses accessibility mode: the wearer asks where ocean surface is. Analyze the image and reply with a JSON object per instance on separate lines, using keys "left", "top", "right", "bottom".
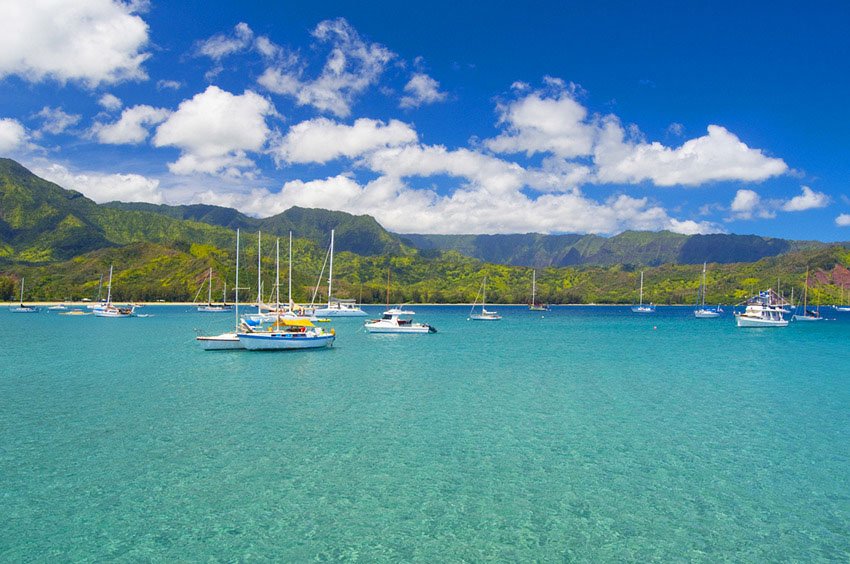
{"left": 1, "top": 305, "right": 848, "bottom": 561}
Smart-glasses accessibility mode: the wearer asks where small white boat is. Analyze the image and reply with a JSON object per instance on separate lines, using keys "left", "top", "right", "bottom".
{"left": 47, "top": 304, "right": 68, "bottom": 311}
{"left": 196, "top": 268, "right": 232, "bottom": 312}
{"left": 735, "top": 289, "right": 789, "bottom": 327}
{"left": 312, "top": 230, "right": 367, "bottom": 317}
{"left": 365, "top": 308, "right": 437, "bottom": 334}
{"left": 10, "top": 278, "right": 40, "bottom": 313}
{"left": 92, "top": 265, "right": 135, "bottom": 318}
{"left": 469, "top": 276, "right": 501, "bottom": 320}
{"left": 238, "top": 318, "right": 335, "bottom": 350}
{"left": 694, "top": 263, "right": 722, "bottom": 318}
{"left": 631, "top": 271, "right": 656, "bottom": 313}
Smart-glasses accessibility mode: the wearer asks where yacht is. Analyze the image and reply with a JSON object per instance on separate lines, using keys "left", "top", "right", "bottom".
{"left": 694, "top": 263, "right": 722, "bottom": 318}
{"left": 9, "top": 278, "right": 39, "bottom": 313}
{"left": 312, "top": 230, "right": 367, "bottom": 317}
{"left": 197, "top": 229, "right": 245, "bottom": 350}
{"left": 631, "top": 271, "right": 656, "bottom": 313}
{"left": 238, "top": 318, "right": 335, "bottom": 350}
{"left": 469, "top": 276, "right": 501, "bottom": 320}
{"left": 92, "top": 266, "right": 135, "bottom": 318}
{"left": 735, "top": 289, "right": 789, "bottom": 327}
{"left": 365, "top": 308, "right": 437, "bottom": 334}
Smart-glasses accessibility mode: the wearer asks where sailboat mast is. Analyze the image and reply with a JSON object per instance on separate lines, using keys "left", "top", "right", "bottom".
{"left": 235, "top": 229, "right": 240, "bottom": 329}
{"left": 327, "top": 229, "right": 335, "bottom": 307}
{"left": 208, "top": 267, "right": 213, "bottom": 305}
{"left": 288, "top": 231, "right": 292, "bottom": 307}
{"left": 257, "top": 231, "right": 262, "bottom": 313}
{"left": 275, "top": 238, "right": 280, "bottom": 310}
{"left": 106, "top": 265, "right": 113, "bottom": 304}
{"left": 386, "top": 266, "right": 391, "bottom": 308}
{"left": 19, "top": 277, "right": 24, "bottom": 305}
{"left": 639, "top": 271, "right": 644, "bottom": 306}
{"left": 532, "top": 270, "right": 536, "bottom": 305}
{"left": 702, "top": 262, "right": 707, "bottom": 307}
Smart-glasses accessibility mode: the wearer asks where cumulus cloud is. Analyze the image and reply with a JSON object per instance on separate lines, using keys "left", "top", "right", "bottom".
{"left": 729, "top": 189, "right": 771, "bottom": 220}
{"left": 98, "top": 93, "right": 123, "bottom": 111}
{"left": 271, "top": 117, "right": 417, "bottom": 164}
{"left": 34, "top": 106, "right": 81, "bottom": 135}
{"left": 258, "top": 17, "right": 394, "bottom": 117}
{"left": 781, "top": 185, "right": 830, "bottom": 211}
{"left": 399, "top": 73, "right": 447, "bottom": 108}
{"left": 0, "top": 0, "right": 150, "bottom": 87}
{"left": 836, "top": 214, "right": 850, "bottom": 227}
{"left": 33, "top": 162, "right": 164, "bottom": 203}
{"left": 153, "top": 86, "right": 276, "bottom": 176}
{"left": 0, "top": 118, "right": 27, "bottom": 152}
{"left": 92, "top": 105, "right": 171, "bottom": 144}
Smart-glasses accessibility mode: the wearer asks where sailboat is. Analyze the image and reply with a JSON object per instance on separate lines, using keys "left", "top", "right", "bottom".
{"left": 197, "top": 229, "right": 246, "bottom": 350}
{"left": 529, "top": 270, "right": 550, "bottom": 311}
{"left": 793, "top": 268, "right": 823, "bottom": 322}
{"left": 694, "top": 262, "right": 722, "bottom": 318}
{"left": 836, "top": 285, "right": 850, "bottom": 312}
{"left": 197, "top": 268, "right": 232, "bottom": 312}
{"left": 313, "top": 229, "right": 367, "bottom": 317}
{"left": 92, "top": 265, "right": 135, "bottom": 318}
{"left": 9, "top": 278, "right": 40, "bottom": 313}
{"left": 469, "top": 276, "right": 501, "bottom": 320}
{"left": 631, "top": 271, "right": 656, "bottom": 313}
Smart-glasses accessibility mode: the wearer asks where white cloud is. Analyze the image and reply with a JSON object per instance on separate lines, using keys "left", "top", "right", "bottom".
{"left": 836, "top": 214, "right": 850, "bottom": 227}
{"left": 35, "top": 106, "right": 81, "bottom": 135}
{"left": 157, "top": 79, "right": 182, "bottom": 90}
{"left": 0, "top": 118, "right": 27, "bottom": 152}
{"left": 781, "top": 185, "right": 829, "bottom": 211}
{"left": 0, "top": 0, "right": 150, "bottom": 87}
{"left": 152, "top": 86, "right": 275, "bottom": 176}
{"left": 258, "top": 17, "right": 394, "bottom": 117}
{"left": 594, "top": 120, "right": 788, "bottom": 186}
{"left": 486, "top": 88, "right": 595, "bottom": 158}
{"left": 729, "top": 188, "right": 778, "bottom": 220}
{"left": 667, "top": 122, "right": 685, "bottom": 137}
{"left": 98, "top": 93, "right": 123, "bottom": 111}
{"left": 92, "top": 104, "right": 171, "bottom": 144}
{"left": 195, "top": 22, "right": 253, "bottom": 60}
{"left": 33, "top": 162, "right": 164, "bottom": 203}
{"left": 271, "top": 117, "right": 417, "bottom": 164}
{"left": 399, "top": 73, "right": 447, "bottom": 108}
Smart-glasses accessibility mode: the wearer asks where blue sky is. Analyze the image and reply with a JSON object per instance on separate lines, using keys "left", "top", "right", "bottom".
{"left": 1, "top": 0, "right": 849, "bottom": 239}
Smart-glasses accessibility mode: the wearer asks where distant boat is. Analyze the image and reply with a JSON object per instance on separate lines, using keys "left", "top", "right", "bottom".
{"left": 365, "top": 308, "right": 437, "bottom": 334}
{"left": 793, "top": 268, "right": 824, "bottom": 322}
{"left": 196, "top": 268, "right": 232, "bottom": 312}
{"left": 529, "top": 270, "right": 550, "bottom": 311}
{"left": 694, "top": 262, "right": 722, "bottom": 318}
{"left": 313, "top": 229, "right": 367, "bottom": 317}
{"left": 10, "top": 277, "right": 39, "bottom": 313}
{"left": 631, "top": 271, "right": 656, "bottom": 313}
{"left": 47, "top": 304, "right": 68, "bottom": 311}
{"left": 92, "top": 265, "right": 135, "bottom": 318}
{"left": 197, "top": 229, "right": 245, "bottom": 350}
{"left": 469, "top": 276, "right": 501, "bottom": 320}
{"left": 735, "top": 288, "right": 788, "bottom": 327}
{"left": 835, "top": 285, "right": 850, "bottom": 311}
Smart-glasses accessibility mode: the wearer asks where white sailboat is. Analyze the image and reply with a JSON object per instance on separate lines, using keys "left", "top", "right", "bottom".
{"left": 793, "top": 268, "right": 823, "bottom": 322}
{"left": 631, "top": 271, "right": 656, "bottom": 313}
{"left": 836, "top": 285, "right": 850, "bottom": 312}
{"left": 735, "top": 288, "right": 789, "bottom": 327}
{"left": 9, "top": 278, "right": 39, "bottom": 313}
{"left": 313, "top": 229, "right": 367, "bottom": 317}
{"left": 529, "top": 270, "right": 550, "bottom": 311}
{"left": 92, "top": 265, "right": 135, "bottom": 318}
{"left": 469, "top": 276, "right": 501, "bottom": 320}
{"left": 197, "top": 268, "right": 232, "bottom": 312}
{"left": 197, "top": 229, "right": 246, "bottom": 350}
{"left": 694, "top": 262, "right": 722, "bottom": 318}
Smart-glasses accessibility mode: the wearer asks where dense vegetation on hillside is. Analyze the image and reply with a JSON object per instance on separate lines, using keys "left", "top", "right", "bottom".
{"left": 3, "top": 158, "right": 850, "bottom": 305}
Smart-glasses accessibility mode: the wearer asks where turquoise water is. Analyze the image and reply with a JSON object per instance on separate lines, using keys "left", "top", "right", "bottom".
{"left": 1, "top": 306, "right": 848, "bottom": 561}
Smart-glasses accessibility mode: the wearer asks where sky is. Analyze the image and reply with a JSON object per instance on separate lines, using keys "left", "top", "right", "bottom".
{"left": 1, "top": 0, "right": 849, "bottom": 239}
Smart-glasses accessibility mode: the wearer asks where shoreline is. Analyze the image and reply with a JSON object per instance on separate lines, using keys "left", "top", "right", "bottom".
{"left": 1, "top": 301, "right": 728, "bottom": 308}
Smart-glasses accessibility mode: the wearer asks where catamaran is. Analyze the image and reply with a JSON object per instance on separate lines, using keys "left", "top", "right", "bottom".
{"left": 529, "top": 270, "right": 550, "bottom": 311}
{"left": 92, "top": 265, "right": 135, "bottom": 318}
{"left": 694, "top": 262, "right": 722, "bottom": 318}
{"left": 792, "top": 268, "right": 823, "bottom": 322}
{"left": 197, "top": 230, "right": 246, "bottom": 350}
{"left": 9, "top": 278, "right": 39, "bottom": 313}
{"left": 631, "top": 271, "right": 656, "bottom": 313}
{"left": 313, "top": 229, "right": 367, "bottom": 317}
{"left": 469, "top": 276, "right": 501, "bottom": 320}
{"left": 734, "top": 288, "right": 789, "bottom": 327}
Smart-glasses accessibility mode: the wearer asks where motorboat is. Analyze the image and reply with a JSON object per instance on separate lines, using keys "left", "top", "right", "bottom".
{"left": 365, "top": 308, "right": 436, "bottom": 334}
{"left": 735, "top": 289, "right": 789, "bottom": 327}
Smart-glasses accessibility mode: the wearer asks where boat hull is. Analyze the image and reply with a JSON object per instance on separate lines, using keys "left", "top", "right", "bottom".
{"left": 631, "top": 306, "right": 656, "bottom": 313}
{"left": 694, "top": 309, "right": 721, "bottom": 318}
{"left": 792, "top": 315, "right": 824, "bottom": 322}
{"left": 197, "top": 306, "right": 232, "bottom": 313}
{"left": 10, "top": 306, "right": 39, "bottom": 313}
{"left": 237, "top": 333, "right": 335, "bottom": 350}
{"left": 735, "top": 315, "right": 789, "bottom": 327}
{"left": 365, "top": 323, "right": 435, "bottom": 334}
{"left": 313, "top": 308, "right": 367, "bottom": 317}
{"left": 196, "top": 333, "right": 244, "bottom": 350}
